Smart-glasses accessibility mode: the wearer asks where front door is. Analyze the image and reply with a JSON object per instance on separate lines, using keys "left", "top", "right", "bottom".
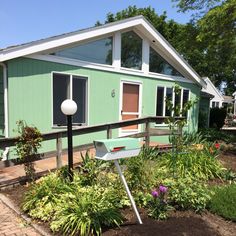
{"left": 120, "top": 81, "right": 141, "bottom": 136}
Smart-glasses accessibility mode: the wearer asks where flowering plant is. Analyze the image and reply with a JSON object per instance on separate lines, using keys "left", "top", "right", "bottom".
{"left": 148, "top": 185, "right": 172, "bottom": 220}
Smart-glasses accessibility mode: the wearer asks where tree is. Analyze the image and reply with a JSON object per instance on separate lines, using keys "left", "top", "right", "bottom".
{"left": 172, "top": 0, "right": 225, "bottom": 13}
{"left": 197, "top": 0, "right": 236, "bottom": 94}
{"left": 173, "top": 0, "right": 236, "bottom": 94}
{"left": 99, "top": 6, "right": 182, "bottom": 43}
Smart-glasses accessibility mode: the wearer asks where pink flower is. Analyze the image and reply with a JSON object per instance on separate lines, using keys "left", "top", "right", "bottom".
{"left": 151, "top": 190, "right": 159, "bottom": 198}
{"left": 159, "top": 185, "right": 168, "bottom": 193}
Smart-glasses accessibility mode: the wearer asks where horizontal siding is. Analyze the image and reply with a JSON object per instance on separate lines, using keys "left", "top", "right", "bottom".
{"left": 7, "top": 57, "right": 200, "bottom": 156}
{"left": 0, "top": 67, "right": 4, "bottom": 136}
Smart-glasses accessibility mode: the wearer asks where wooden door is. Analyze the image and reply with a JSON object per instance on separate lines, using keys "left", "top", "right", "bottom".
{"left": 121, "top": 83, "right": 140, "bottom": 131}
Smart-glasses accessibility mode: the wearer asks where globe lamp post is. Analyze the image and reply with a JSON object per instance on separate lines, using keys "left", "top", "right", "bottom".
{"left": 61, "top": 99, "right": 77, "bottom": 181}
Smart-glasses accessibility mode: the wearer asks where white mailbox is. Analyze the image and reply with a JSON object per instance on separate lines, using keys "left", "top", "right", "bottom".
{"left": 94, "top": 138, "right": 141, "bottom": 161}
{"left": 93, "top": 137, "right": 143, "bottom": 224}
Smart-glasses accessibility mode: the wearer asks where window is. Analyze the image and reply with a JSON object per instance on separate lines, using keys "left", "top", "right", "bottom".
{"left": 52, "top": 37, "right": 113, "bottom": 65}
{"left": 121, "top": 31, "right": 142, "bottom": 70}
{"left": 212, "top": 101, "right": 220, "bottom": 108}
{"left": 156, "top": 87, "right": 164, "bottom": 116}
{"left": 53, "top": 73, "right": 87, "bottom": 126}
{"left": 182, "top": 89, "right": 190, "bottom": 117}
{"left": 149, "top": 47, "right": 183, "bottom": 77}
{"left": 156, "top": 86, "right": 190, "bottom": 123}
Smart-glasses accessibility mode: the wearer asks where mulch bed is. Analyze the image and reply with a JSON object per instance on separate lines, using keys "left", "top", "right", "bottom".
{"left": 1, "top": 151, "right": 236, "bottom": 236}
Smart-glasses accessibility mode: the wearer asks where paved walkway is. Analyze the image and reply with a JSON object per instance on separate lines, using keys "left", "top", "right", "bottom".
{"left": 0, "top": 149, "right": 93, "bottom": 188}
{"left": 0, "top": 200, "right": 41, "bottom": 236}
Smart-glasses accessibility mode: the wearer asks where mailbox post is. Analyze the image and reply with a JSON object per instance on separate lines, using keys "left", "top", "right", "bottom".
{"left": 94, "top": 138, "right": 143, "bottom": 224}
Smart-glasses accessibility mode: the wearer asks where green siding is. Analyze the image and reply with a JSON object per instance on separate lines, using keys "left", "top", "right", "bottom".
{"left": 7, "top": 57, "right": 201, "bottom": 156}
{"left": 199, "top": 97, "right": 210, "bottom": 128}
{"left": 0, "top": 67, "right": 4, "bottom": 136}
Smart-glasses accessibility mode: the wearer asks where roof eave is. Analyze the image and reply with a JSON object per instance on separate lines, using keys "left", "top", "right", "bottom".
{"left": 0, "top": 15, "right": 205, "bottom": 87}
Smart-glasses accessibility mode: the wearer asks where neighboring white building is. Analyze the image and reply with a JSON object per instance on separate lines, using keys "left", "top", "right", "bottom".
{"left": 202, "top": 77, "right": 224, "bottom": 108}
{"left": 202, "top": 77, "right": 235, "bottom": 114}
{"left": 233, "top": 91, "right": 236, "bottom": 115}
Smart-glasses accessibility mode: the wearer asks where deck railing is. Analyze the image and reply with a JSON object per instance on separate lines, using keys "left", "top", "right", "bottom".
{"left": 0, "top": 116, "right": 183, "bottom": 169}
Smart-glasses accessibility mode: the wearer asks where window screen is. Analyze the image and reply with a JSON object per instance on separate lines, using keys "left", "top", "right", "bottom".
{"left": 182, "top": 89, "right": 190, "bottom": 117}
{"left": 53, "top": 73, "right": 70, "bottom": 126}
{"left": 72, "top": 77, "right": 86, "bottom": 124}
{"left": 165, "top": 88, "right": 173, "bottom": 116}
{"left": 156, "top": 87, "right": 164, "bottom": 116}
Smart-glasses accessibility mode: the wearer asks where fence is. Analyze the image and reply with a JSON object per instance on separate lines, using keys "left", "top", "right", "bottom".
{"left": 0, "top": 116, "right": 183, "bottom": 169}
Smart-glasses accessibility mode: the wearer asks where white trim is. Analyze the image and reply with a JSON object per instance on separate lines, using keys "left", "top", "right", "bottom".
{"left": 0, "top": 16, "right": 205, "bottom": 87}
{"left": 113, "top": 32, "right": 121, "bottom": 68}
{"left": 0, "top": 62, "right": 9, "bottom": 160}
{"left": 142, "top": 38, "right": 149, "bottom": 73}
{"left": 26, "top": 54, "right": 194, "bottom": 85}
{"left": 202, "top": 77, "right": 224, "bottom": 100}
{"left": 0, "top": 17, "right": 144, "bottom": 61}
{"left": 119, "top": 79, "right": 142, "bottom": 137}
{"left": 163, "top": 86, "right": 167, "bottom": 117}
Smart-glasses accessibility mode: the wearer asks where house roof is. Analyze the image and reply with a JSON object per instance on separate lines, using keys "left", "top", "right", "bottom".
{"left": 202, "top": 77, "right": 223, "bottom": 100}
{"left": 223, "top": 95, "right": 233, "bottom": 103}
{"left": 0, "top": 15, "right": 206, "bottom": 88}
{"left": 200, "top": 91, "right": 214, "bottom": 99}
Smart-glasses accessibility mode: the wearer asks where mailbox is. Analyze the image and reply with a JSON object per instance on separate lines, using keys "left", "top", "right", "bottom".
{"left": 94, "top": 138, "right": 141, "bottom": 161}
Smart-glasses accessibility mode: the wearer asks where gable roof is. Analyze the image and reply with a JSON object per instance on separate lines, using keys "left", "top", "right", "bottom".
{"left": 202, "top": 77, "right": 223, "bottom": 100}
{"left": 0, "top": 15, "right": 206, "bottom": 88}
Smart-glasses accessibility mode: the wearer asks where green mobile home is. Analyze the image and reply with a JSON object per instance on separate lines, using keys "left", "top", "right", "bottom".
{"left": 0, "top": 16, "right": 206, "bottom": 159}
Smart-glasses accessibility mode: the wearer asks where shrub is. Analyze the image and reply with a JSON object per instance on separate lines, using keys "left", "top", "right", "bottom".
{"left": 22, "top": 171, "right": 72, "bottom": 220}
{"left": 209, "top": 107, "right": 227, "bottom": 129}
{"left": 167, "top": 177, "right": 212, "bottom": 212}
{"left": 15, "top": 120, "right": 42, "bottom": 181}
{"left": 77, "top": 151, "right": 111, "bottom": 186}
{"left": 158, "top": 144, "right": 225, "bottom": 180}
{"left": 208, "top": 184, "right": 236, "bottom": 221}
{"left": 125, "top": 153, "right": 157, "bottom": 192}
{"left": 50, "top": 185, "right": 123, "bottom": 236}
{"left": 200, "top": 128, "right": 236, "bottom": 143}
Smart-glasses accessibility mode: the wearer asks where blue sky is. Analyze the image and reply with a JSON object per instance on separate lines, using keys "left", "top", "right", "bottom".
{"left": 0, "top": 0, "right": 192, "bottom": 49}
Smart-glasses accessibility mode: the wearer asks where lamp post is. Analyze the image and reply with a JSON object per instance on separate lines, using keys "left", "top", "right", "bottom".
{"left": 61, "top": 99, "right": 77, "bottom": 181}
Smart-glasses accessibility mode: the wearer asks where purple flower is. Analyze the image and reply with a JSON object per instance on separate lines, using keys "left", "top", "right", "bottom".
{"left": 151, "top": 190, "right": 159, "bottom": 198}
{"left": 159, "top": 185, "right": 168, "bottom": 193}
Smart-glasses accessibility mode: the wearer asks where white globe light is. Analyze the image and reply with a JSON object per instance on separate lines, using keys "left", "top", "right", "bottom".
{"left": 61, "top": 99, "right": 77, "bottom": 115}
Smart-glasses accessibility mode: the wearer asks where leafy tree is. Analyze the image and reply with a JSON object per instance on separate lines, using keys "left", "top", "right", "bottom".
{"left": 172, "top": 0, "right": 225, "bottom": 13}
{"left": 173, "top": 0, "right": 236, "bottom": 94}
{"left": 196, "top": 0, "right": 236, "bottom": 94}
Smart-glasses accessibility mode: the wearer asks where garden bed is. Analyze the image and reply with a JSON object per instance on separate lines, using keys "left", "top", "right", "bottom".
{"left": 2, "top": 151, "right": 236, "bottom": 236}
{"left": 2, "top": 185, "right": 236, "bottom": 236}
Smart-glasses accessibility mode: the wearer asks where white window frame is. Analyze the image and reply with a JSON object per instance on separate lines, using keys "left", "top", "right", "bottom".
{"left": 51, "top": 72, "right": 88, "bottom": 128}
{"left": 155, "top": 86, "right": 190, "bottom": 125}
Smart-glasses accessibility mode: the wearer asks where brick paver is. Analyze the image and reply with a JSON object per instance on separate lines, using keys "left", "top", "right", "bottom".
{"left": 0, "top": 200, "right": 41, "bottom": 236}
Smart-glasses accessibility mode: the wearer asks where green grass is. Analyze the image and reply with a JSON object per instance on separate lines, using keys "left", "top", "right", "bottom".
{"left": 208, "top": 184, "right": 236, "bottom": 221}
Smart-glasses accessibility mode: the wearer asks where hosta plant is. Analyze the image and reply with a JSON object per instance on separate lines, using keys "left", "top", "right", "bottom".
{"left": 50, "top": 185, "right": 123, "bottom": 236}
{"left": 166, "top": 176, "right": 212, "bottom": 212}
{"left": 22, "top": 171, "right": 73, "bottom": 220}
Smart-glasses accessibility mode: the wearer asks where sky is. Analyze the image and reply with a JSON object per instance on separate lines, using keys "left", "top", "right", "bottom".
{"left": 0, "top": 0, "right": 193, "bottom": 49}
